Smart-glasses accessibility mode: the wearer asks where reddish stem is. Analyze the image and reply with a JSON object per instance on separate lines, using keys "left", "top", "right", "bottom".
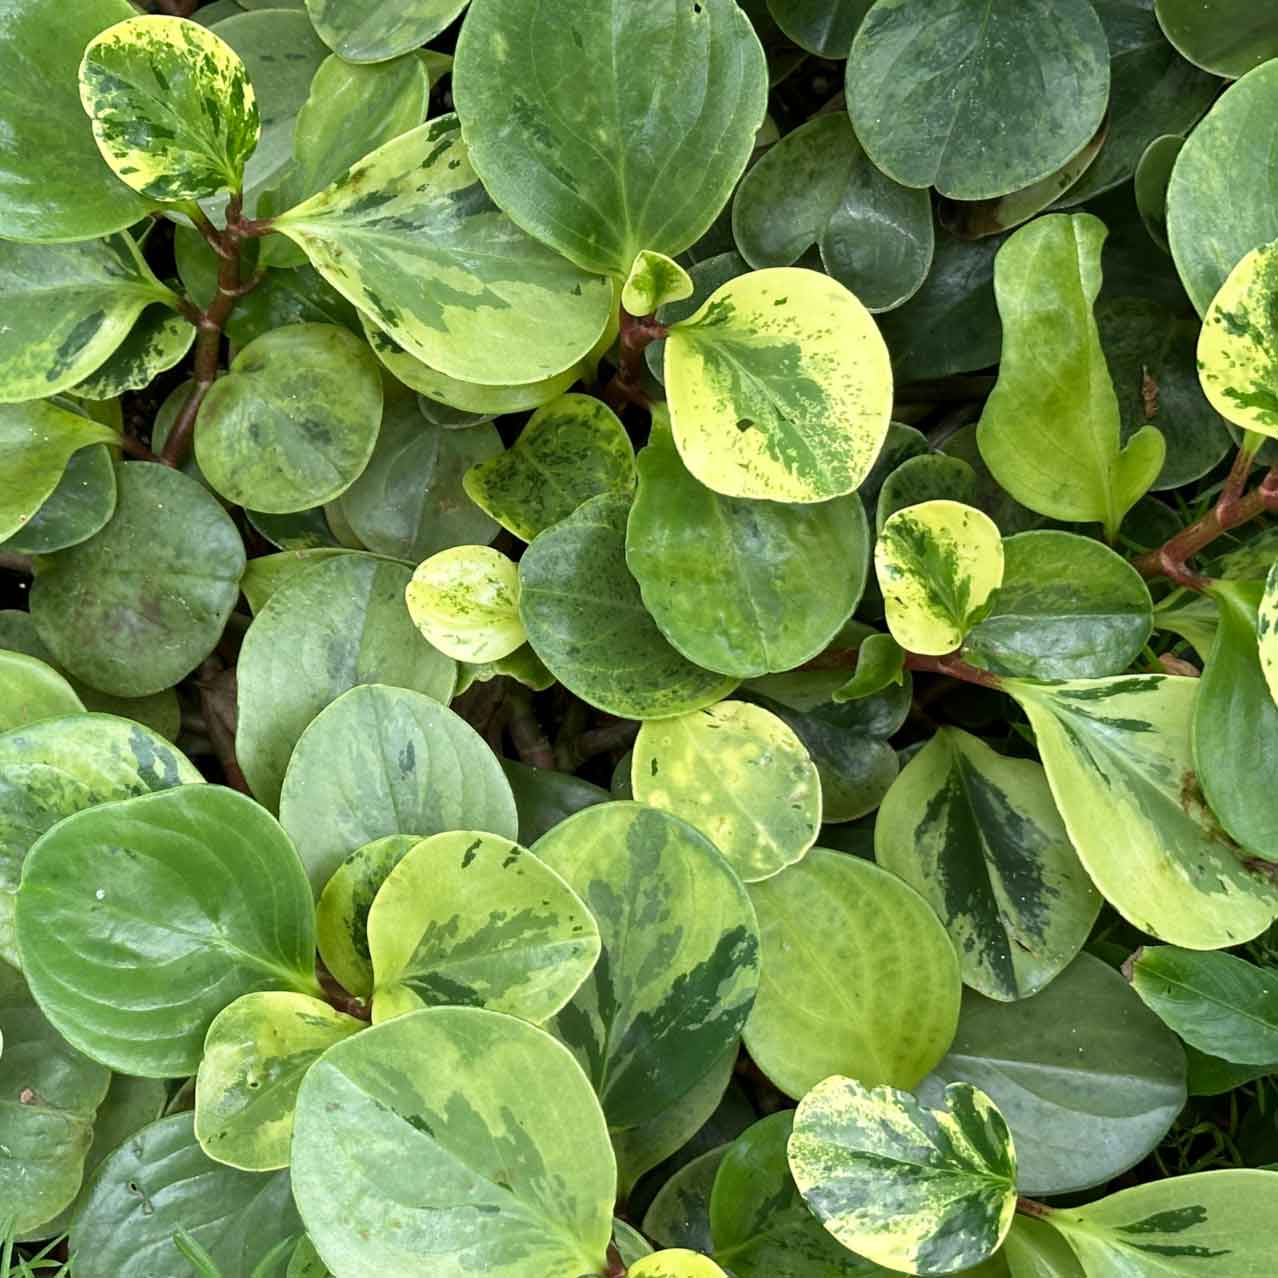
{"left": 601, "top": 310, "right": 667, "bottom": 413}
{"left": 802, "top": 644, "right": 1000, "bottom": 690}
{"left": 1016, "top": 1197, "right": 1053, "bottom": 1220}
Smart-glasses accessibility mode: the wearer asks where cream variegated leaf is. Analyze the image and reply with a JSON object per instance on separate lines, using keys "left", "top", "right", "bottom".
{"left": 623, "top": 251, "right": 694, "bottom": 317}
{"left": 1259, "top": 561, "right": 1278, "bottom": 706}
{"left": 405, "top": 546, "right": 526, "bottom": 664}
{"left": 628, "top": 1251, "right": 728, "bottom": 1278}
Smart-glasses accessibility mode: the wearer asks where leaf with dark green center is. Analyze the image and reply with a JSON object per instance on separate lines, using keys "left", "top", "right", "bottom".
{"left": 519, "top": 492, "right": 737, "bottom": 719}
{"left": 876, "top": 726, "right": 1099, "bottom": 1001}
{"left": 1155, "top": 0, "right": 1278, "bottom": 77}
{"left": 305, "top": 0, "right": 469, "bottom": 63}
{"left": 367, "top": 830, "right": 600, "bottom": 1024}
{"left": 79, "top": 15, "right": 260, "bottom": 202}
{"left": 847, "top": 0, "right": 1110, "bottom": 201}
{"left": 533, "top": 801, "right": 760, "bottom": 1128}
{"left": 273, "top": 116, "right": 613, "bottom": 385}
{"left": 15, "top": 785, "right": 319, "bottom": 1076}
{"left": 919, "top": 953, "right": 1186, "bottom": 1194}
{"left": 30, "top": 462, "right": 245, "bottom": 698}
{"left": 291, "top": 1007, "right": 616, "bottom": 1278}
{"left": 278, "top": 684, "right": 517, "bottom": 893}
{"left": 744, "top": 849, "right": 960, "bottom": 1097}
{"left": 0, "top": 651, "right": 84, "bottom": 734}
{"left": 788, "top": 1077, "right": 1017, "bottom": 1275}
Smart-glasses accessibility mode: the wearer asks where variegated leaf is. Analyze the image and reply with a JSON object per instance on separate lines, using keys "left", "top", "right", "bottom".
{"left": 664, "top": 268, "right": 893, "bottom": 503}
{"left": 533, "top": 801, "right": 760, "bottom": 1128}
{"left": 629, "top": 1251, "right": 729, "bottom": 1278}
{"left": 1008, "top": 675, "right": 1278, "bottom": 948}
{"left": 70, "top": 304, "right": 195, "bottom": 400}
{"left": 875, "top": 500, "right": 1005, "bottom": 656}
{"left": 405, "top": 546, "right": 526, "bottom": 664}
{"left": 79, "top": 16, "right": 260, "bottom": 202}
{"left": 194, "top": 992, "right": 362, "bottom": 1171}
{"left": 623, "top": 251, "right": 695, "bottom": 317}
{"left": 272, "top": 116, "right": 613, "bottom": 385}
{"left": 788, "top": 1078, "right": 1018, "bottom": 1275}
{"left": 1260, "top": 561, "right": 1278, "bottom": 706}
{"left": 291, "top": 1007, "right": 616, "bottom": 1278}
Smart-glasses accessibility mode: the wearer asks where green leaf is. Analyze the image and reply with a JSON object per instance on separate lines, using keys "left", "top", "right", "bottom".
{"left": 195, "top": 992, "right": 362, "bottom": 1171}
{"left": 452, "top": 0, "right": 767, "bottom": 278}
{"left": 273, "top": 116, "right": 613, "bottom": 385}
{"left": 963, "top": 531, "right": 1153, "bottom": 680}
{"left": 533, "top": 801, "right": 760, "bottom": 1127}
{"left": 788, "top": 1077, "right": 1017, "bottom": 1275}
{"left": 340, "top": 387, "right": 503, "bottom": 560}
{"left": 875, "top": 499, "right": 1004, "bottom": 656}
{"left": 876, "top": 726, "right": 1100, "bottom": 1001}
{"left": 291, "top": 1007, "right": 616, "bottom": 1277}
{"left": 305, "top": 0, "right": 468, "bottom": 62}
{"left": 627, "top": 411, "right": 869, "bottom": 679}
{"left": 1048, "top": 1169, "right": 1278, "bottom": 1277}
{"left": 847, "top": 0, "right": 1110, "bottom": 201}
{"left": 1002, "top": 1217, "right": 1085, "bottom": 1278}
{"left": 1130, "top": 945, "right": 1278, "bottom": 1066}
{"left": 368, "top": 830, "right": 600, "bottom": 1024}
{"left": 664, "top": 267, "right": 893, "bottom": 503}
{"left": 0, "top": 236, "right": 175, "bottom": 402}
{"left": 0, "top": 964, "right": 110, "bottom": 1236}
{"left": 732, "top": 114, "right": 934, "bottom": 312}
{"left": 1155, "top": 0, "right": 1278, "bottom": 78}
{"left": 70, "top": 304, "right": 195, "bottom": 401}
{"left": 744, "top": 848, "right": 960, "bottom": 1097}
{"left": 1, "top": 434, "right": 117, "bottom": 556}
{"left": 29, "top": 462, "right": 245, "bottom": 697}
{"left": 765, "top": 0, "right": 871, "bottom": 57}
{"left": 519, "top": 492, "right": 737, "bottom": 719}
{"left": 1167, "top": 60, "right": 1278, "bottom": 315}
{"left": 630, "top": 1252, "right": 729, "bottom": 1278}
{"left": 1196, "top": 240, "right": 1278, "bottom": 438}
{"left": 1134, "top": 134, "right": 1183, "bottom": 253}
{"left": 1260, "top": 562, "right": 1278, "bottom": 705}
{"left": 920, "top": 953, "right": 1186, "bottom": 1195}
{"left": 500, "top": 761, "right": 610, "bottom": 847}
{"left": 631, "top": 701, "right": 821, "bottom": 883}
{"left": 239, "top": 548, "right": 355, "bottom": 615}
{"left": 463, "top": 394, "right": 635, "bottom": 543}
{"left": 876, "top": 454, "right": 981, "bottom": 530}
{"left": 405, "top": 546, "right": 526, "bottom": 664}
{"left": 0, "top": 651, "right": 84, "bottom": 734}
{"left": 1007, "top": 674, "right": 1278, "bottom": 948}
{"left": 624, "top": 251, "right": 695, "bottom": 317}
{"left": 977, "top": 214, "right": 1165, "bottom": 540}
{"left": 16, "top": 785, "right": 320, "bottom": 1076}
{"left": 79, "top": 15, "right": 260, "bottom": 202}
{"left": 833, "top": 633, "right": 905, "bottom": 702}
{"left": 645, "top": 1147, "right": 727, "bottom": 1254}
{"left": 0, "top": 0, "right": 152, "bottom": 242}
{"left": 278, "top": 684, "right": 517, "bottom": 893}
{"left": 70, "top": 1112, "right": 302, "bottom": 1278}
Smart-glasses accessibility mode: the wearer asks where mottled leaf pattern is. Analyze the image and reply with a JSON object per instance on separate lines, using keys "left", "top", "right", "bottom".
{"left": 624, "top": 251, "right": 695, "bottom": 316}
{"left": 406, "top": 546, "right": 527, "bottom": 663}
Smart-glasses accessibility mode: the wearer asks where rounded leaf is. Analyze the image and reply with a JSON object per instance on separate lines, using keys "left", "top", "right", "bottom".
{"left": 406, "top": 546, "right": 526, "bottom": 664}
{"left": 0, "top": 651, "right": 84, "bottom": 734}
{"left": 1155, "top": 0, "right": 1278, "bottom": 78}
{"left": 623, "top": 251, "right": 695, "bottom": 317}
{"left": 3, "top": 438, "right": 118, "bottom": 557}
{"left": 305, "top": 0, "right": 467, "bottom": 62}
{"left": 629, "top": 1252, "right": 728, "bottom": 1278}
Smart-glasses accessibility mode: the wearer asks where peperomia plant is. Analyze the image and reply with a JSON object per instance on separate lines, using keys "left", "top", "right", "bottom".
{"left": 8, "top": 0, "right": 1278, "bottom": 1275}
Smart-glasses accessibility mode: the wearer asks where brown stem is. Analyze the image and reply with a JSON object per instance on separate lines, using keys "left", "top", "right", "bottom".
{"left": 117, "top": 434, "right": 161, "bottom": 462}
{"left": 507, "top": 687, "right": 555, "bottom": 769}
{"left": 602, "top": 1243, "right": 627, "bottom": 1278}
{"left": 0, "top": 551, "right": 34, "bottom": 575}
{"left": 196, "top": 657, "right": 250, "bottom": 794}
{"left": 801, "top": 643, "right": 1000, "bottom": 690}
{"left": 1016, "top": 1197, "right": 1053, "bottom": 1220}
{"left": 600, "top": 310, "right": 667, "bottom": 414}
{"left": 151, "top": 0, "right": 197, "bottom": 14}
{"left": 318, "top": 965, "right": 371, "bottom": 1022}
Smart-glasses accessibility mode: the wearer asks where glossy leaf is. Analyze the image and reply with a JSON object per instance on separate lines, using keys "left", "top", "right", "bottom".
{"left": 0, "top": 651, "right": 84, "bottom": 734}
{"left": 291, "top": 1007, "right": 616, "bottom": 1278}
{"left": 1002, "top": 1217, "right": 1085, "bottom": 1278}
{"left": 1261, "top": 562, "right": 1278, "bottom": 705}
{"left": 630, "top": 1252, "right": 728, "bottom": 1278}
{"left": 847, "top": 0, "right": 1110, "bottom": 201}
{"left": 765, "top": 0, "right": 871, "bottom": 57}
{"left": 534, "top": 802, "right": 760, "bottom": 1128}
{"left": 789, "top": 1077, "right": 1017, "bottom": 1275}
{"left": 368, "top": 830, "right": 600, "bottom": 1023}
{"left": 278, "top": 684, "right": 517, "bottom": 893}
{"left": 239, "top": 547, "right": 353, "bottom": 615}
{"left": 1155, "top": 0, "right": 1278, "bottom": 78}
{"left": 920, "top": 954, "right": 1187, "bottom": 1195}
{"left": 1134, "top": 134, "right": 1183, "bottom": 252}
{"left": 833, "top": 632, "right": 905, "bottom": 702}
{"left": 876, "top": 454, "right": 981, "bottom": 530}
{"left": 306, "top": 0, "right": 468, "bottom": 63}
{"left": 1, "top": 433, "right": 117, "bottom": 557}
{"left": 664, "top": 268, "right": 893, "bottom": 503}
{"left": 645, "top": 1147, "right": 727, "bottom": 1254}
{"left": 501, "top": 761, "right": 610, "bottom": 848}
{"left": 405, "top": 546, "right": 525, "bottom": 664}
{"left": 624, "top": 251, "right": 695, "bottom": 317}
{"left": 71, "top": 304, "right": 195, "bottom": 401}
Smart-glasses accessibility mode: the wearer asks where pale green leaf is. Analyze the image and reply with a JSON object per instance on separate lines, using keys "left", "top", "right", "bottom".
{"left": 405, "top": 546, "right": 526, "bottom": 663}
{"left": 0, "top": 651, "right": 84, "bottom": 734}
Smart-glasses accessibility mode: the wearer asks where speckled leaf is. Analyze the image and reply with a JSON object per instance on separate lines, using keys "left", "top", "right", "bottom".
{"left": 306, "top": 0, "right": 468, "bottom": 62}
{"left": 279, "top": 684, "right": 517, "bottom": 893}
{"left": 624, "top": 251, "right": 695, "bottom": 316}
{"left": 876, "top": 727, "right": 1099, "bottom": 1001}
{"left": 977, "top": 215, "right": 1165, "bottom": 539}
{"left": 30, "top": 462, "right": 245, "bottom": 697}
{"left": 664, "top": 268, "right": 893, "bottom": 502}
{"left": 1155, "top": 0, "right": 1278, "bottom": 78}
{"left": 195, "top": 323, "right": 383, "bottom": 513}
{"left": 626, "top": 418, "right": 869, "bottom": 678}
{"left": 875, "top": 499, "right": 1004, "bottom": 656}
{"left": 453, "top": 0, "right": 766, "bottom": 277}
{"left": 919, "top": 954, "right": 1186, "bottom": 1195}
{"left": 0, "top": 651, "right": 84, "bottom": 734}
{"left": 519, "top": 493, "right": 737, "bottom": 719}
{"left": 876, "top": 454, "right": 981, "bottom": 530}
{"left": 70, "top": 303, "right": 195, "bottom": 400}
{"left": 646, "top": 253, "right": 753, "bottom": 385}
{"left": 367, "top": 830, "right": 599, "bottom": 1024}
{"left": 273, "top": 116, "right": 612, "bottom": 385}
{"left": 533, "top": 802, "right": 760, "bottom": 1128}
{"left": 70, "top": 1112, "right": 302, "bottom": 1278}
{"left": 744, "top": 849, "right": 960, "bottom": 1098}
{"left": 237, "top": 554, "right": 456, "bottom": 811}
{"left": 1260, "top": 562, "right": 1278, "bottom": 705}
{"left": 1048, "top": 1170, "right": 1278, "bottom": 1277}
{"left": 630, "top": 1251, "right": 729, "bottom": 1278}
{"left": 0, "top": 964, "right": 110, "bottom": 1236}
{"left": 732, "top": 114, "right": 934, "bottom": 312}
{"left": 79, "top": 16, "right": 260, "bottom": 201}
{"left": 632, "top": 701, "right": 821, "bottom": 883}
{"left": 789, "top": 1077, "right": 1017, "bottom": 1275}
{"left": 1007, "top": 674, "right": 1278, "bottom": 948}
{"left": 464, "top": 394, "right": 635, "bottom": 542}
{"left": 847, "top": 0, "right": 1109, "bottom": 201}
{"left": 195, "top": 992, "right": 362, "bottom": 1171}
{"left": 0, "top": 235, "right": 175, "bottom": 403}
{"left": 405, "top": 546, "right": 525, "bottom": 664}
{"left": 963, "top": 531, "right": 1153, "bottom": 680}
{"left": 292, "top": 1007, "right": 616, "bottom": 1278}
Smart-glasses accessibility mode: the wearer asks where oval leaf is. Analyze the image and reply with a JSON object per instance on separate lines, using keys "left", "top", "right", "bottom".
{"left": 1155, "top": 0, "right": 1278, "bottom": 78}
{"left": 405, "top": 546, "right": 526, "bottom": 664}
{"left": 305, "top": 0, "right": 468, "bottom": 62}
{"left": 0, "top": 651, "right": 84, "bottom": 734}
